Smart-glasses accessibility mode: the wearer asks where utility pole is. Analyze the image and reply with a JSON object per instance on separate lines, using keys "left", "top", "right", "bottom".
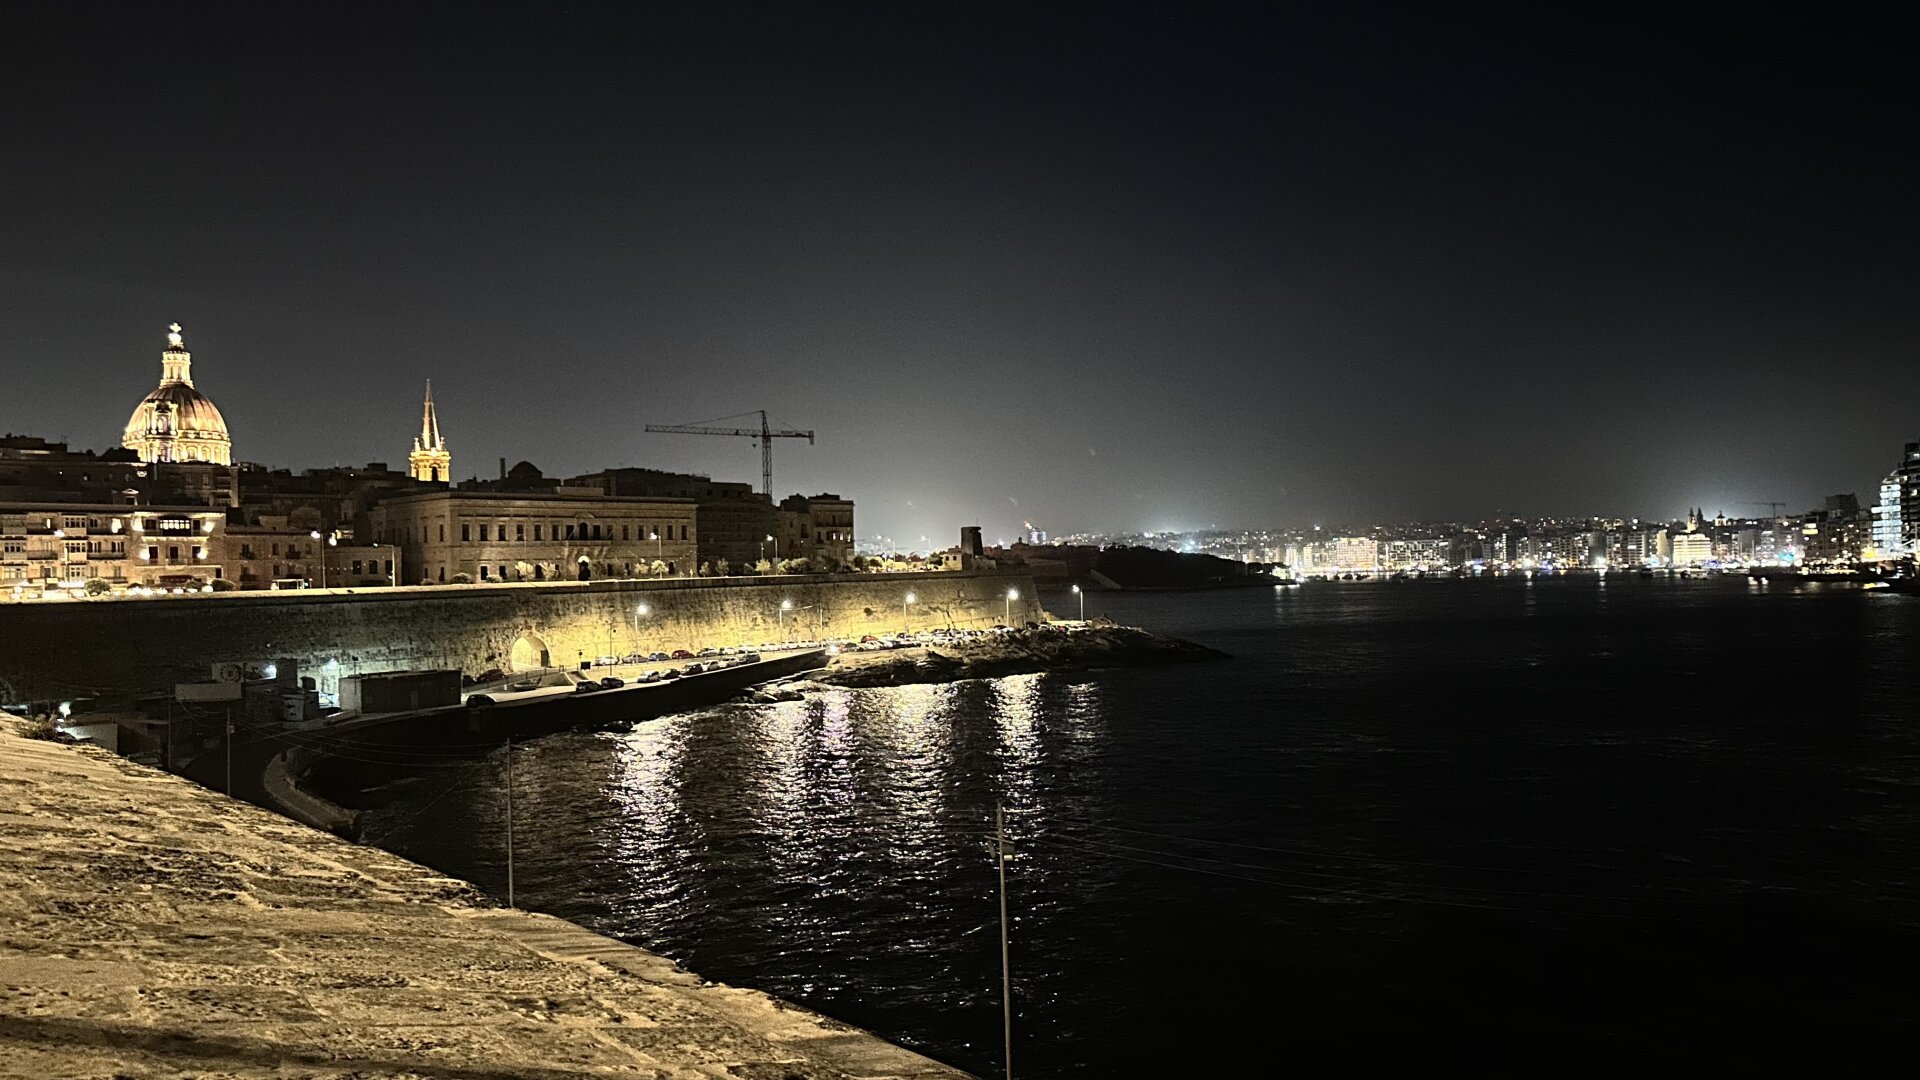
{"left": 996, "top": 803, "right": 1013, "bottom": 1080}
{"left": 504, "top": 739, "right": 516, "bottom": 909}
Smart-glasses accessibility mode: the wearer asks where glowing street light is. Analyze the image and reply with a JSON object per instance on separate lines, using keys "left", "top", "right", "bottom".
{"left": 1070, "top": 582, "right": 1084, "bottom": 621}
{"left": 1005, "top": 586, "right": 1019, "bottom": 625}
{"left": 779, "top": 596, "right": 794, "bottom": 636}
{"left": 903, "top": 589, "right": 916, "bottom": 629}
{"left": 650, "top": 531, "right": 661, "bottom": 559}
{"left": 309, "top": 530, "right": 336, "bottom": 589}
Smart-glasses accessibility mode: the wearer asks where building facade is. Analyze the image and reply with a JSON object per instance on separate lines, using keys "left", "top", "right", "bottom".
{"left": 777, "top": 493, "right": 855, "bottom": 568}
{"left": 573, "top": 467, "right": 776, "bottom": 572}
{"left": 370, "top": 489, "right": 697, "bottom": 585}
{"left": 2, "top": 503, "right": 225, "bottom": 592}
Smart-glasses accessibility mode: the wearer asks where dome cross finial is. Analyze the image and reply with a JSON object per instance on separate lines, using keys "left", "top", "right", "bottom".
{"left": 167, "top": 322, "right": 184, "bottom": 348}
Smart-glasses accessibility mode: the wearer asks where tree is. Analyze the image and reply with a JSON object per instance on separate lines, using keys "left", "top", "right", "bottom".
{"left": 698, "top": 561, "right": 714, "bottom": 577}
{"left": 649, "top": 559, "right": 668, "bottom": 577}
{"left": 451, "top": 572, "right": 473, "bottom": 584}
{"left": 83, "top": 579, "right": 110, "bottom": 597}
{"left": 716, "top": 558, "right": 731, "bottom": 576}
{"left": 753, "top": 559, "right": 773, "bottom": 574}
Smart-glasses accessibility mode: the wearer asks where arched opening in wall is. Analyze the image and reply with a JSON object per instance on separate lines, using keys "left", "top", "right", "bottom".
{"left": 577, "top": 556, "right": 591, "bottom": 582}
{"left": 508, "top": 633, "right": 551, "bottom": 672}
{"left": 534, "top": 564, "right": 546, "bottom": 581}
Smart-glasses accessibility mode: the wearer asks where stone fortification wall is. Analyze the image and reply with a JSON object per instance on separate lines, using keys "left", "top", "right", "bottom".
{"left": 0, "top": 570, "right": 1045, "bottom": 702}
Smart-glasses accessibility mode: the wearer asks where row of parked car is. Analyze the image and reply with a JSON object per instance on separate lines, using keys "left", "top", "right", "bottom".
{"left": 572, "top": 652, "right": 765, "bottom": 694}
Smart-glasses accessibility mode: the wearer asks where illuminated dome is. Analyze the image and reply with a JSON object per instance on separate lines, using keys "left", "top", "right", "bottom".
{"left": 123, "top": 323, "right": 233, "bottom": 465}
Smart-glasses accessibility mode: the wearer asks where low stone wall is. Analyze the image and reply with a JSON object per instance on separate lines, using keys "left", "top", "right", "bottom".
{"left": 0, "top": 570, "right": 1046, "bottom": 702}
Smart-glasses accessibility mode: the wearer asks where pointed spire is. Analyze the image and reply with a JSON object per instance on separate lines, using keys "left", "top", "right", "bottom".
{"left": 418, "top": 380, "right": 443, "bottom": 451}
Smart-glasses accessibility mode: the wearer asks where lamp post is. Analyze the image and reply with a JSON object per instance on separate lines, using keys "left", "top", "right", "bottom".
{"left": 779, "top": 597, "right": 793, "bottom": 638}
{"left": 903, "top": 590, "right": 915, "bottom": 631}
{"left": 1071, "top": 583, "right": 1084, "bottom": 621}
{"left": 767, "top": 534, "right": 780, "bottom": 569}
{"left": 1005, "top": 587, "right": 1019, "bottom": 625}
{"left": 309, "top": 530, "right": 336, "bottom": 590}
{"left": 651, "top": 531, "right": 661, "bottom": 559}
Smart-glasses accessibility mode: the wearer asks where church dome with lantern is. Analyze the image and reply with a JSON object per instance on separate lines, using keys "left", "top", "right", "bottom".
{"left": 124, "top": 323, "right": 233, "bottom": 465}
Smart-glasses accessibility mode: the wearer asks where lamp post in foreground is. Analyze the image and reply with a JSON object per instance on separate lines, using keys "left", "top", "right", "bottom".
{"left": 1005, "top": 587, "right": 1019, "bottom": 625}
{"left": 903, "top": 590, "right": 916, "bottom": 630}
{"left": 1071, "top": 583, "right": 1084, "bottom": 621}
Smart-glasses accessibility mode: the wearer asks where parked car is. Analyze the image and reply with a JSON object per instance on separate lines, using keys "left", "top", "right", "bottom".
{"left": 647, "top": 651, "right": 670, "bottom": 662}
{"left": 662, "top": 667, "right": 683, "bottom": 678}
{"left": 465, "top": 694, "right": 495, "bottom": 708}
{"left": 508, "top": 680, "right": 537, "bottom": 692}
{"left": 671, "top": 649, "right": 694, "bottom": 660}
{"left": 641, "top": 670, "right": 664, "bottom": 683}
{"left": 696, "top": 646, "right": 720, "bottom": 657}
{"left": 740, "top": 652, "right": 761, "bottom": 664}
{"left": 684, "top": 662, "right": 705, "bottom": 674}
{"left": 572, "top": 680, "right": 602, "bottom": 694}
{"left": 599, "top": 676, "right": 625, "bottom": 689}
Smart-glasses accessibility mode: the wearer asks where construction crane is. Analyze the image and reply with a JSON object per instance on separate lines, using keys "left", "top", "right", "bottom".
{"left": 644, "top": 410, "right": 814, "bottom": 497}
{"left": 1741, "top": 501, "right": 1789, "bottom": 517}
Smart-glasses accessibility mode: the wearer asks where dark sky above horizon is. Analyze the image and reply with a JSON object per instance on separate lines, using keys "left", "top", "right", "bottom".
{"left": 5, "top": 5, "right": 1916, "bottom": 542}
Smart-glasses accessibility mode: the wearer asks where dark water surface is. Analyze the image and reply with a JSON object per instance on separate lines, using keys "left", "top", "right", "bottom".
{"left": 352, "top": 578, "right": 1920, "bottom": 1074}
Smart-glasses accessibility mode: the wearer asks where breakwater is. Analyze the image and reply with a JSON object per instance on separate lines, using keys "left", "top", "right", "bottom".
{"left": 0, "top": 569, "right": 1043, "bottom": 702}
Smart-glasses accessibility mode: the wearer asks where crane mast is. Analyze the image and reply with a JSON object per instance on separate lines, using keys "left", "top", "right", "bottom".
{"left": 643, "top": 410, "right": 815, "bottom": 496}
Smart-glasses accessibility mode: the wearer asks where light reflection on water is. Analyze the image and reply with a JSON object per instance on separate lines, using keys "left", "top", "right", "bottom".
{"left": 355, "top": 580, "right": 1920, "bottom": 1077}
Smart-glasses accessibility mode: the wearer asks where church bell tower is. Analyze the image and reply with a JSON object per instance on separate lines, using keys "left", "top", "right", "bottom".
{"left": 409, "top": 381, "right": 451, "bottom": 482}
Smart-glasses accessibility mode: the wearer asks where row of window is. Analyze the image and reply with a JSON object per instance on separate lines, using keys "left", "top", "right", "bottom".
{"left": 447, "top": 521, "right": 692, "bottom": 544}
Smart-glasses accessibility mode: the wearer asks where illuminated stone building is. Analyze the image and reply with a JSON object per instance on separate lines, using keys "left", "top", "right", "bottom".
{"left": 124, "top": 324, "right": 233, "bottom": 466}
{"left": 1, "top": 502, "right": 225, "bottom": 592}
{"left": 408, "top": 381, "right": 451, "bottom": 482}
{"left": 572, "top": 467, "right": 775, "bottom": 572}
{"left": 777, "top": 493, "right": 855, "bottom": 568}
{"left": 370, "top": 481, "right": 696, "bottom": 585}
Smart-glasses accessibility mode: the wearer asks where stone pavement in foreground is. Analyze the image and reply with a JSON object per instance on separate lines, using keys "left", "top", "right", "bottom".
{"left": 0, "top": 721, "right": 970, "bottom": 1080}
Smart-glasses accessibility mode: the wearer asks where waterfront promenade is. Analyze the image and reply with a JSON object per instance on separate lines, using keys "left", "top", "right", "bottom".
{"left": 0, "top": 719, "right": 971, "bottom": 1079}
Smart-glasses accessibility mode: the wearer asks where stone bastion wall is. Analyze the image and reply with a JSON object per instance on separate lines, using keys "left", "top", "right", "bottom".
{"left": 0, "top": 570, "right": 1046, "bottom": 703}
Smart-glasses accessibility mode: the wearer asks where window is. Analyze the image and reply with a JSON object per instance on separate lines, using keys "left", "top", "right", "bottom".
{"left": 566, "top": 524, "right": 575, "bottom": 540}
{"left": 534, "top": 524, "right": 542, "bottom": 541}
{"left": 591, "top": 524, "right": 601, "bottom": 540}
{"left": 384, "top": 559, "right": 393, "bottom": 575}
{"left": 271, "top": 543, "right": 280, "bottom": 556}
{"left": 622, "top": 525, "right": 630, "bottom": 540}
{"left": 499, "top": 565, "right": 507, "bottom": 580}
{"left": 439, "top": 524, "right": 445, "bottom": 543}
{"left": 168, "top": 545, "right": 180, "bottom": 562}
{"left": 462, "top": 524, "right": 471, "bottom": 542}
{"left": 516, "top": 523, "right": 524, "bottom": 541}
{"left": 480, "top": 565, "right": 489, "bottom": 579}
{"left": 497, "top": 524, "right": 506, "bottom": 541}
{"left": 351, "top": 561, "right": 363, "bottom": 574}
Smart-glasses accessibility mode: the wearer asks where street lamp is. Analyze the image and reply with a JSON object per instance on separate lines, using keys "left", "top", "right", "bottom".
{"left": 650, "top": 531, "right": 661, "bottom": 559}
{"left": 903, "top": 589, "right": 916, "bottom": 629}
{"left": 767, "top": 534, "right": 780, "bottom": 568}
{"left": 1005, "top": 586, "right": 1019, "bottom": 625}
{"left": 779, "top": 597, "right": 793, "bottom": 637}
{"left": 1071, "top": 583, "right": 1084, "bottom": 621}
{"left": 309, "top": 530, "right": 336, "bottom": 589}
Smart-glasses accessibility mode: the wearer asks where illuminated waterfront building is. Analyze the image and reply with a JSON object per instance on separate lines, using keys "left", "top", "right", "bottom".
{"left": 124, "top": 324, "right": 233, "bottom": 466}
{"left": 1669, "top": 531, "right": 1713, "bottom": 566}
{"left": 370, "top": 478, "right": 697, "bottom": 585}
{"left": 408, "top": 381, "right": 452, "bottom": 483}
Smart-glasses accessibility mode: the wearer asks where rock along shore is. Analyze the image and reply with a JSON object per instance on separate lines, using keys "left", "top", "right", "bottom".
{"left": 808, "top": 624, "right": 1227, "bottom": 689}
{"left": 0, "top": 718, "right": 971, "bottom": 1080}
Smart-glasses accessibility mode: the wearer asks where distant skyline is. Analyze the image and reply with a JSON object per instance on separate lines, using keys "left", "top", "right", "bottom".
{"left": 5, "top": 6, "right": 1916, "bottom": 542}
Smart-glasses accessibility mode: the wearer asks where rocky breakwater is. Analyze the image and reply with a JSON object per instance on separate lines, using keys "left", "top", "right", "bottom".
{"left": 813, "top": 624, "right": 1226, "bottom": 688}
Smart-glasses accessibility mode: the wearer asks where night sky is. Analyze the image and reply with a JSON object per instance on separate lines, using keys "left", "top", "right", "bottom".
{"left": 5, "top": 6, "right": 1915, "bottom": 541}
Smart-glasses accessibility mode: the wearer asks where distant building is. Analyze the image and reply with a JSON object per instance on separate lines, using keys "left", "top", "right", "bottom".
{"left": 370, "top": 484, "right": 696, "bottom": 585}
{"left": 407, "top": 381, "right": 452, "bottom": 483}
{"left": 777, "top": 493, "right": 855, "bottom": 568}
{"left": 2, "top": 502, "right": 225, "bottom": 592}
{"left": 1670, "top": 531, "right": 1713, "bottom": 566}
{"left": 959, "top": 526, "right": 985, "bottom": 557}
{"left": 1870, "top": 442, "right": 1920, "bottom": 560}
{"left": 573, "top": 467, "right": 775, "bottom": 572}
